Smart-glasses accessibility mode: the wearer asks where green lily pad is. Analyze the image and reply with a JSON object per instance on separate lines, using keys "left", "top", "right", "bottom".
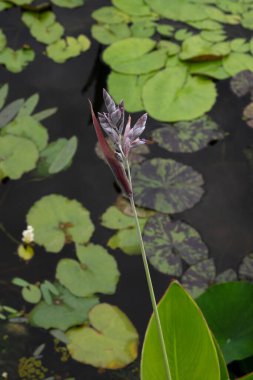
{"left": 197, "top": 282, "right": 253, "bottom": 363}
{"left": 26, "top": 194, "right": 94, "bottom": 253}
{"left": 239, "top": 253, "right": 253, "bottom": 282}
{"left": 66, "top": 303, "right": 138, "bottom": 369}
{"left": 92, "top": 6, "right": 129, "bottom": 24}
{"left": 241, "top": 10, "right": 253, "bottom": 30}
{"left": 156, "top": 24, "right": 174, "bottom": 37}
{"left": 29, "top": 283, "right": 99, "bottom": 331}
{"left": 0, "top": 99, "right": 24, "bottom": 129}
{"left": 1, "top": 115, "right": 49, "bottom": 152}
{"left": 143, "top": 214, "right": 208, "bottom": 276}
{"left": 131, "top": 158, "right": 204, "bottom": 213}
{"left": 182, "top": 259, "right": 237, "bottom": 298}
{"left": 174, "top": 28, "right": 193, "bottom": 41}
{"left": 51, "top": 0, "right": 84, "bottom": 8}
{"left": 188, "top": 19, "right": 223, "bottom": 30}
{"left": 190, "top": 60, "right": 230, "bottom": 79}
{"left": 0, "top": 30, "right": 6, "bottom": 51}
{"left": 223, "top": 53, "right": 253, "bottom": 76}
{"left": 91, "top": 24, "right": 130, "bottom": 45}
{"left": 152, "top": 115, "right": 225, "bottom": 153}
{"left": 108, "top": 71, "right": 153, "bottom": 112}
{"left": 112, "top": 0, "right": 151, "bottom": 16}
{"left": 103, "top": 37, "right": 156, "bottom": 68}
{"left": 200, "top": 30, "right": 227, "bottom": 43}
{"left": 8, "top": 0, "right": 33, "bottom": 4}
{"left": 46, "top": 35, "right": 91, "bottom": 63}
{"left": 0, "top": 135, "right": 39, "bottom": 180}
{"left": 130, "top": 21, "right": 155, "bottom": 38}
{"left": 180, "top": 35, "right": 230, "bottom": 61}
{"left": 101, "top": 206, "right": 137, "bottom": 229}
{"left": 0, "top": 83, "right": 8, "bottom": 110}
{"left": 36, "top": 137, "right": 77, "bottom": 177}
{"left": 17, "top": 93, "right": 39, "bottom": 117}
{"left": 56, "top": 244, "right": 120, "bottom": 296}
{"left": 22, "top": 285, "right": 41, "bottom": 304}
{"left": 141, "top": 281, "right": 220, "bottom": 380}
{"left": 0, "top": 2, "right": 13, "bottom": 11}
{"left": 231, "top": 38, "right": 250, "bottom": 53}
{"left": 142, "top": 67, "right": 217, "bottom": 122}
{"left": 0, "top": 47, "right": 35, "bottom": 73}
{"left": 22, "top": 11, "right": 64, "bottom": 44}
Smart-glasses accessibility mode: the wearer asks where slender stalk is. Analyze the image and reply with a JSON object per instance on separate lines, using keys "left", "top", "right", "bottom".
{"left": 126, "top": 160, "right": 172, "bottom": 380}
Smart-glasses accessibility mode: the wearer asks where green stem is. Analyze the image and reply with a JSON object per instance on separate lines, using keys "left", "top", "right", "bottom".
{"left": 126, "top": 160, "right": 172, "bottom": 380}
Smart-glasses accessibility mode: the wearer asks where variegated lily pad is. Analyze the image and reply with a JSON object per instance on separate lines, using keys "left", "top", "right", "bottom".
{"left": 152, "top": 115, "right": 225, "bottom": 153}
{"left": 143, "top": 214, "right": 208, "bottom": 276}
{"left": 239, "top": 253, "right": 253, "bottom": 282}
{"left": 131, "top": 158, "right": 204, "bottom": 213}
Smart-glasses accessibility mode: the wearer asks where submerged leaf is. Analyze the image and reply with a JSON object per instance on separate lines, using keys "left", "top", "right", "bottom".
{"left": 143, "top": 214, "right": 208, "bottom": 276}
{"left": 26, "top": 194, "right": 94, "bottom": 253}
{"left": 230, "top": 70, "right": 253, "bottom": 98}
{"left": 67, "top": 303, "right": 138, "bottom": 369}
{"left": 131, "top": 158, "right": 204, "bottom": 213}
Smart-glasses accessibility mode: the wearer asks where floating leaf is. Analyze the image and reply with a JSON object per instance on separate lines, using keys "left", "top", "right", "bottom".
{"left": 33, "top": 107, "right": 57, "bottom": 122}
{"left": 66, "top": 303, "right": 138, "bottom": 369}
{"left": 112, "top": 0, "right": 152, "bottom": 16}
{"left": 130, "top": 22, "right": 155, "bottom": 38}
{"left": 142, "top": 67, "right": 217, "bottom": 122}
{"left": 26, "top": 194, "right": 94, "bottom": 253}
{"left": 200, "top": 30, "right": 227, "bottom": 43}
{"left": 101, "top": 206, "right": 136, "bottom": 230}
{"left": 0, "top": 2, "right": 12, "bottom": 11}
{"left": 0, "top": 29, "right": 7, "bottom": 51}
{"left": 141, "top": 281, "right": 220, "bottom": 380}
{"left": 0, "top": 47, "right": 35, "bottom": 73}
{"left": 29, "top": 283, "right": 99, "bottom": 331}
{"left": 241, "top": 10, "right": 253, "bottom": 30}
{"left": 190, "top": 60, "right": 230, "bottom": 79}
{"left": 180, "top": 35, "right": 230, "bottom": 61}
{"left": 0, "top": 83, "right": 8, "bottom": 110}
{"left": 92, "top": 6, "right": 129, "bottom": 24}
{"left": 174, "top": 28, "right": 193, "bottom": 41}
{"left": 223, "top": 53, "right": 253, "bottom": 76}
{"left": 48, "top": 136, "right": 78, "bottom": 174}
{"left": 17, "top": 244, "right": 34, "bottom": 261}
{"left": 91, "top": 24, "right": 130, "bottom": 45}
{"left": 17, "top": 93, "right": 39, "bottom": 117}
{"left": 239, "top": 253, "right": 253, "bottom": 282}
{"left": 0, "top": 135, "right": 39, "bottom": 180}
{"left": 143, "top": 214, "right": 208, "bottom": 276}
{"left": 22, "top": 285, "right": 41, "bottom": 304}
{"left": 230, "top": 70, "right": 253, "bottom": 98}
{"left": 46, "top": 35, "right": 91, "bottom": 63}
{"left": 56, "top": 244, "right": 120, "bottom": 296}
{"left": 156, "top": 24, "right": 174, "bottom": 37}
{"left": 231, "top": 38, "right": 250, "bottom": 53}
{"left": 197, "top": 282, "right": 253, "bottom": 363}
{"left": 1, "top": 115, "right": 49, "bottom": 151}
{"left": 131, "top": 158, "right": 204, "bottom": 213}
{"left": 0, "top": 99, "right": 24, "bottom": 128}
{"left": 51, "top": 0, "right": 84, "bottom": 8}
{"left": 12, "top": 277, "right": 30, "bottom": 287}
{"left": 152, "top": 115, "right": 225, "bottom": 153}
{"left": 188, "top": 19, "right": 223, "bottom": 30}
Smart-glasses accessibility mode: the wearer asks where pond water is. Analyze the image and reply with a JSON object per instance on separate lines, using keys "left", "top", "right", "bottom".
{"left": 1, "top": 1, "right": 253, "bottom": 379}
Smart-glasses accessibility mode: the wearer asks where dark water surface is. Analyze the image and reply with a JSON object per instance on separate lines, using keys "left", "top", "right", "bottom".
{"left": 1, "top": 1, "right": 253, "bottom": 379}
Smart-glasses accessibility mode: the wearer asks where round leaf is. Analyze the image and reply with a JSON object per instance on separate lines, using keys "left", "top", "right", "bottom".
{"left": 131, "top": 158, "right": 204, "bottom": 213}
{"left": 143, "top": 214, "right": 208, "bottom": 276}
{"left": 223, "top": 53, "right": 253, "bottom": 76}
{"left": 92, "top": 6, "right": 129, "bottom": 24}
{"left": 112, "top": 0, "right": 152, "bottom": 16}
{"left": 142, "top": 67, "right": 217, "bottom": 122}
{"left": 22, "top": 285, "right": 41, "bottom": 304}
{"left": 56, "top": 244, "right": 120, "bottom": 296}
{"left": 26, "top": 194, "right": 94, "bottom": 253}
{"left": 67, "top": 303, "right": 139, "bottom": 369}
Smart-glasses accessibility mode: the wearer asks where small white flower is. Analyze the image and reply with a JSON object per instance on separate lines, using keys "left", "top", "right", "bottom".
{"left": 22, "top": 225, "right": 34, "bottom": 244}
{"left": 2, "top": 372, "right": 8, "bottom": 379}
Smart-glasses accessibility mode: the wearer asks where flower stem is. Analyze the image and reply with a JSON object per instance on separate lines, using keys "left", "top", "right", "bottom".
{"left": 126, "top": 161, "right": 172, "bottom": 380}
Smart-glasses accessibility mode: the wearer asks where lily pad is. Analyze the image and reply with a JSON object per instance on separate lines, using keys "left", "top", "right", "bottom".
{"left": 174, "top": 28, "right": 193, "bottom": 41}
{"left": 142, "top": 67, "right": 217, "bottom": 122}
{"left": 190, "top": 60, "right": 230, "bottom": 79}
{"left": 1, "top": 115, "right": 49, "bottom": 152}
{"left": 180, "top": 35, "right": 230, "bottom": 61}
{"left": 200, "top": 30, "right": 227, "bottom": 43}
{"left": 112, "top": 0, "right": 152, "bottom": 16}
{"left": 182, "top": 259, "right": 237, "bottom": 298}
{"left": 143, "top": 214, "right": 208, "bottom": 276}
{"left": 230, "top": 38, "right": 249, "bottom": 53}
{"left": 56, "top": 244, "right": 120, "bottom": 296}
{"left": 156, "top": 24, "right": 174, "bottom": 37}
{"left": 29, "top": 283, "right": 99, "bottom": 331}
{"left": 51, "top": 0, "right": 84, "bottom": 8}
{"left": 152, "top": 115, "right": 225, "bottom": 153}
{"left": 36, "top": 137, "right": 77, "bottom": 177}
{"left": 0, "top": 135, "right": 39, "bottom": 180}
{"left": 26, "top": 194, "right": 94, "bottom": 253}
{"left": 239, "top": 253, "right": 253, "bottom": 282}
{"left": 22, "top": 285, "right": 41, "bottom": 304}
{"left": 101, "top": 206, "right": 137, "bottom": 229}
{"left": 92, "top": 6, "right": 129, "bottom": 24}
{"left": 91, "top": 24, "right": 130, "bottom": 45}
{"left": 241, "top": 10, "right": 253, "bottom": 30}
{"left": 197, "top": 282, "right": 253, "bottom": 363}
{"left": 0, "top": 47, "right": 35, "bottom": 73}
{"left": 66, "top": 303, "right": 138, "bottom": 369}
{"left": 17, "top": 93, "right": 39, "bottom": 117}
{"left": 46, "top": 35, "right": 91, "bottom": 63}
{"left": 131, "top": 158, "right": 204, "bottom": 213}
{"left": 223, "top": 53, "right": 253, "bottom": 76}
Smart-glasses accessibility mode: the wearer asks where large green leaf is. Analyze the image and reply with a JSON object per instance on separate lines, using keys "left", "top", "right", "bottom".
{"left": 112, "top": 0, "right": 152, "bottom": 16}
{"left": 0, "top": 47, "right": 35, "bottom": 73}
{"left": 142, "top": 67, "right": 217, "bottom": 122}
{"left": 67, "top": 303, "right": 138, "bottom": 369}
{"left": 46, "top": 35, "right": 90, "bottom": 63}
{"left": 1, "top": 115, "right": 49, "bottom": 152}
{"left": 26, "top": 194, "right": 94, "bottom": 253}
{"left": 56, "top": 244, "right": 120, "bottom": 296}
{"left": 144, "top": 0, "right": 207, "bottom": 21}
{"left": 143, "top": 214, "right": 208, "bottom": 276}
{"left": 29, "top": 283, "right": 98, "bottom": 331}
{"left": 91, "top": 24, "right": 131, "bottom": 45}
{"left": 92, "top": 6, "right": 129, "bottom": 24}
{"left": 0, "top": 135, "right": 39, "bottom": 180}
{"left": 141, "top": 281, "right": 220, "bottom": 380}
{"left": 152, "top": 115, "right": 225, "bottom": 153}
{"left": 131, "top": 158, "right": 204, "bottom": 213}
{"left": 190, "top": 60, "right": 230, "bottom": 79}
{"left": 197, "top": 282, "right": 253, "bottom": 363}
{"left": 180, "top": 35, "right": 230, "bottom": 61}
{"left": 223, "top": 53, "right": 253, "bottom": 76}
